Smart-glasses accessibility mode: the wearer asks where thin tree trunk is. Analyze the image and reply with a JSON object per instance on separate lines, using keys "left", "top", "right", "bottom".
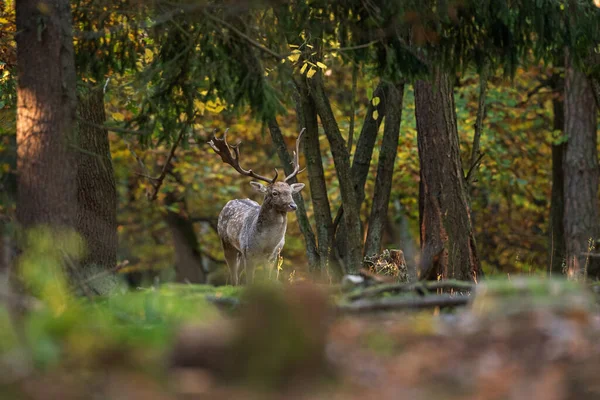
{"left": 76, "top": 88, "right": 117, "bottom": 272}
{"left": 16, "top": 0, "right": 78, "bottom": 230}
{"left": 293, "top": 80, "right": 334, "bottom": 275}
{"left": 310, "top": 75, "right": 363, "bottom": 273}
{"left": 414, "top": 68, "right": 482, "bottom": 282}
{"left": 267, "top": 118, "right": 320, "bottom": 271}
{"left": 333, "top": 83, "right": 386, "bottom": 265}
{"left": 364, "top": 83, "right": 404, "bottom": 257}
{"left": 563, "top": 50, "right": 599, "bottom": 279}
{"left": 165, "top": 189, "right": 206, "bottom": 284}
{"left": 549, "top": 74, "right": 566, "bottom": 275}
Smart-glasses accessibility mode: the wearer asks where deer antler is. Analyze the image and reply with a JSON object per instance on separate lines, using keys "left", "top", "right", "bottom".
{"left": 208, "top": 129, "right": 279, "bottom": 184}
{"left": 284, "top": 128, "right": 306, "bottom": 182}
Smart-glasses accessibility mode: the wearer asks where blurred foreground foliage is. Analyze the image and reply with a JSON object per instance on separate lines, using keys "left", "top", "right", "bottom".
{"left": 2, "top": 231, "right": 600, "bottom": 399}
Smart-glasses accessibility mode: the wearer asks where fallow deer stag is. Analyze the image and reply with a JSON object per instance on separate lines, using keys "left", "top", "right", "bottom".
{"left": 208, "top": 128, "right": 305, "bottom": 285}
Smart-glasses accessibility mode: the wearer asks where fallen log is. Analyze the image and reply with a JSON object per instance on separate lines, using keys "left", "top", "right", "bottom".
{"left": 338, "top": 294, "right": 471, "bottom": 313}
{"left": 346, "top": 280, "right": 475, "bottom": 301}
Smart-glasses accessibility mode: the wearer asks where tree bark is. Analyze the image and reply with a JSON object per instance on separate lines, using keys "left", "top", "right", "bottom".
{"left": 165, "top": 188, "right": 206, "bottom": 284}
{"left": 414, "top": 68, "right": 482, "bottom": 282}
{"left": 16, "top": 0, "right": 78, "bottom": 231}
{"left": 310, "top": 75, "right": 363, "bottom": 273}
{"left": 293, "top": 80, "right": 334, "bottom": 274}
{"left": 364, "top": 83, "right": 404, "bottom": 257}
{"left": 267, "top": 118, "right": 320, "bottom": 272}
{"left": 76, "top": 88, "right": 117, "bottom": 271}
{"left": 333, "top": 83, "right": 386, "bottom": 265}
{"left": 549, "top": 74, "right": 566, "bottom": 275}
{"left": 563, "top": 51, "right": 599, "bottom": 278}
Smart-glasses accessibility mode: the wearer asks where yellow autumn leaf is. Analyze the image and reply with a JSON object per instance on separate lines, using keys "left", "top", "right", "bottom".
{"left": 306, "top": 67, "right": 316, "bottom": 78}
{"left": 206, "top": 100, "right": 225, "bottom": 113}
{"left": 0, "top": 18, "right": 9, "bottom": 24}
{"left": 306, "top": 44, "right": 314, "bottom": 49}
{"left": 144, "top": 48, "right": 153, "bottom": 60}
{"left": 300, "top": 62, "right": 308, "bottom": 74}
{"left": 372, "top": 96, "right": 380, "bottom": 106}
{"left": 193, "top": 99, "right": 206, "bottom": 115}
{"left": 316, "top": 62, "right": 327, "bottom": 70}
{"left": 113, "top": 112, "right": 125, "bottom": 121}
{"left": 289, "top": 44, "right": 299, "bottom": 48}
{"left": 372, "top": 110, "right": 379, "bottom": 120}
{"left": 287, "top": 53, "right": 301, "bottom": 63}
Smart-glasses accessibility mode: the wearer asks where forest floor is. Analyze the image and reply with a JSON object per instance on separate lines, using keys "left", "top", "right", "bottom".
{"left": 3, "top": 278, "right": 600, "bottom": 400}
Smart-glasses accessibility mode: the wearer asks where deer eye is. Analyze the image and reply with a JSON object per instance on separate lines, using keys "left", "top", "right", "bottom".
{"left": 272, "top": 191, "right": 279, "bottom": 196}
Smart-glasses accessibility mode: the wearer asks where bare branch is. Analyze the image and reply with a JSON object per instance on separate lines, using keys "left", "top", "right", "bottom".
{"left": 203, "top": 12, "right": 285, "bottom": 60}
{"left": 467, "top": 63, "right": 489, "bottom": 187}
{"left": 148, "top": 126, "right": 188, "bottom": 201}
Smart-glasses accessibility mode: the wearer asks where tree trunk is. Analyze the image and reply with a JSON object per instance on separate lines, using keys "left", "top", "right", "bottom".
{"left": 549, "top": 74, "right": 566, "bottom": 275}
{"left": 333, "top": 83, "right": 386, "bottom": 264}
{"left": 76, "top": 88, "right": 117, "bottom": 271}
{"left": 16, "top": 0, "right": 78, "bottom": 231}
{"left": 310, "top": 75, "right": 363, "bottom": 273}
{"left": 563, "top": 51, "right": 599, "bottom": 279}
{"left": 267, "top": 118, "right": 320, "bottom": 272}
{"left": 364, "top": 83, "right": 404, "bottom": 257}
{"left": 293, "top": 80, "right": 334, "bottom": 275}
{"left": 414, "top": 68, "right": 482, "bottom": 281}
{"left": 165, "top": 189, "right": 206, "bottom": 284}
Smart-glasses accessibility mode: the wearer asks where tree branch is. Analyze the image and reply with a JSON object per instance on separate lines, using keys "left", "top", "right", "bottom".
{"left": 467, "top": 63, "right": 489, "bottom": 186}
{"left": 147, "top": 126, "right": 188, "bottom": 201}
{"left": 203, "top": 12, "right": 284, "bottom": 60}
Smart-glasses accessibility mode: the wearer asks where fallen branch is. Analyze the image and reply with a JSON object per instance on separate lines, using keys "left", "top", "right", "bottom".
{"left": 338, "top": 294, "right": 471, "bottom": 313}
{"left": 346, "top": 280, "right": 475, "bottom": 301}
{"left": 205, "top": 295, "right": 241, "bottom": 310}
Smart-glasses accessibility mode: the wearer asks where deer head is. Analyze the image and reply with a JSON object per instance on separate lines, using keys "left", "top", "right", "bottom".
{"left": 208, "top": 128, "right": 306, "bottom": 212}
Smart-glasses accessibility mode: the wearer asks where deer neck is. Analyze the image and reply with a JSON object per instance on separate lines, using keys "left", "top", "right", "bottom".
{"left": 256, "top": 203, "right": 287, "bottom": 230}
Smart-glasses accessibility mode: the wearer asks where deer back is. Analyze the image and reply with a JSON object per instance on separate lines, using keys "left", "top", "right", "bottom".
{"left": 217, "top": 199, "right": 261, "bottom": 251}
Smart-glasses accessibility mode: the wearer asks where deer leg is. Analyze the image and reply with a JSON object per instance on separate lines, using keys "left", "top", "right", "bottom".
{"left": 222, "top": 241, "right": 240, "bottom": 285}
{"left": 244, "top": 257, "right": 256, "bottom": 284}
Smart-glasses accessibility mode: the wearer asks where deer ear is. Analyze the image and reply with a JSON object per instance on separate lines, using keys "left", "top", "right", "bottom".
{"left": 250, "top": 181, "right": 268, "bottom": 193}
{"left": 291, "top": 183, "right": 305, "bottom": 193}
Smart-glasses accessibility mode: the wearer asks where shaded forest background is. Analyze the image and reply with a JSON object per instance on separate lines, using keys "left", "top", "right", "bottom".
{"left": 0, "top": 0, "right": 599, "bottom": 285}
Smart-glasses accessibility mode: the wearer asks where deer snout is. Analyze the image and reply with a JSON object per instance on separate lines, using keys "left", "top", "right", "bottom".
{"left": 288, "top": 203, "right": 298, "bottom": 211}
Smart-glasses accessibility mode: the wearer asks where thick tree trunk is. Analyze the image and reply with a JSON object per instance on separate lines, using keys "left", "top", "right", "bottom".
{"left": 310, "top": 75, "right": 363, "bottom": 273}
{"left": 76, "top": 88, "right": 117, "bottom": 271}
{"left": 364, "top": 83, "right": 404, "bottom": 257}
{"left": 563, "top": 52, "right": 599, "bottom": 278}
{"left": 267, "top": 118, "right": 320, "bottom": 272}
{"left": 16, "top": 0, "right": 78, "bottom": 231}
{"left": 549, "top": 75, "right": 566, "bottom": 275}
{"left": 414, "top": 68, "right": 482, "bottom": 281}
{"left": 293, "top": 81, "right": 334, "bottom": 275}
